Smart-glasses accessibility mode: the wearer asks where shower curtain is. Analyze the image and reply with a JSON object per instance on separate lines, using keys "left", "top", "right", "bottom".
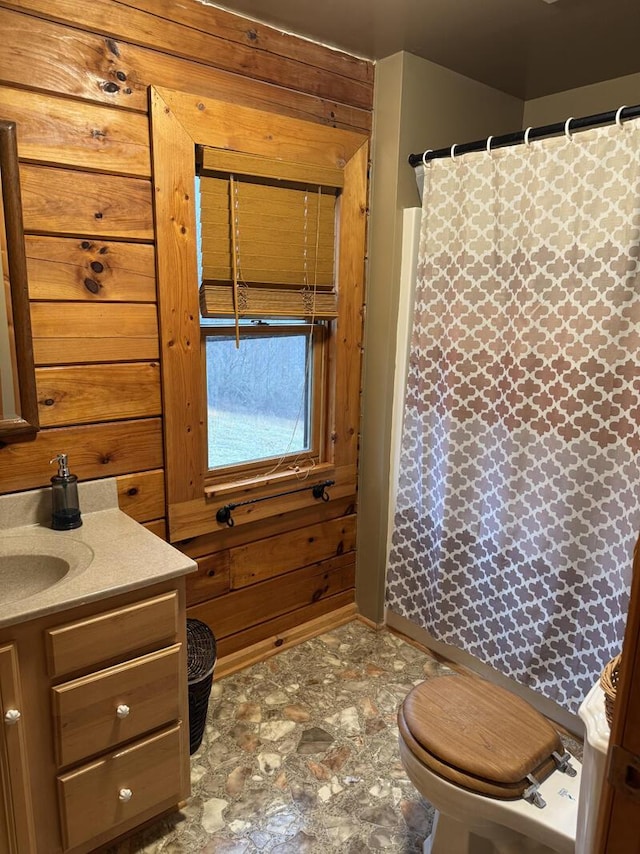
{"left": 386, "top": 120, "right": 640, "bottom": 712}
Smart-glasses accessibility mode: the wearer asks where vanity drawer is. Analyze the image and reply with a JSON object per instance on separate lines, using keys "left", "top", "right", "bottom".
{"left": 52, "top": 644, "right": 182, "bottom": 768}
{"left": 46, "top": 591, "right": 179, "bottom": 677}
{"left": 57, "top": 724, "right": 183, "bottom": 850}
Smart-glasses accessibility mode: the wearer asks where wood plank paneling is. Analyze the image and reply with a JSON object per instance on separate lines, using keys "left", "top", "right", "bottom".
{"left": 0, "top": 8, "right": 148, "bottom": 111}
{"left": 215, "top": 597, "right": 356, "bottom": 664}
{"left": 33, "top": 336, "right": 159, "bottom": 365}
{"left": 35, "top": 362, "right": 161, "bottom": 426}
{"left": 0, "top": 86, "right": 151, "bottom": 177}
{"left": 117, "top": 469, "right": 165, "bottom": 522}
{"left": 3, "top": 0, "right": 373, "bottom": 109}
{"left": 31, "top": 302, "right": 159, "bottom": 365}
{"left": 117, "top": 0, "right": 373, "bottom": 86}
{"left": 31, "top": 303, "right": 159, "bottom": 365}
{"left": 26, "top": 236, "right": 156, "bottom": 303}
{"left": 187, "top": 554, "right": 355, "bottom": 639}
{"left": 230, "top": 515, "right": 356, "bottom": 588}
{"left": 0, "top": 9, "right": 371, "bottom": 132}
{"left": 178, "top": 495, "right": 357, "bottom": 557}
{"left": 0, "top": 418, "right": 163, "bottom": 492}
{"left": 186, "top": 552, "right": 231, "bottom": 606}
{"left": 20, "top": 165, "right": 154, "bottom": 240}
{"left": 30, "top": 302, "right": 157, "bottom": 340}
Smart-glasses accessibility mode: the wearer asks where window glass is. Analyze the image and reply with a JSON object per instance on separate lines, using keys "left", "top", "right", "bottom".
{"left": 204, "top": 328, "right": 312, "bottom": 470}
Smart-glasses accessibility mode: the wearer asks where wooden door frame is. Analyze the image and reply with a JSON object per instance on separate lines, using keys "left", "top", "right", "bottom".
{"left": 149, "top": 86, "right": 368, "bottom": 543}
{"left": 0, "top": 643, "right": 36, "bottom": 852}
{"left": 595, "top": 538, "right": 640, "bottom": 853}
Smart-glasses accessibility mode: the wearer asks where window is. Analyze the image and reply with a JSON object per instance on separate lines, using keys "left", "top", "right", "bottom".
{"left": 202, "top": 320, "right": 327, "bottom": 476}
{"left": 196, "top": 147, "right": 338, "bottom": 482}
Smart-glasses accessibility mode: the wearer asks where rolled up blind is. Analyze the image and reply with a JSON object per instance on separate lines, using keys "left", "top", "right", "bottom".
{"left": 198, "top": 147, "right": 340, "bottom": 320}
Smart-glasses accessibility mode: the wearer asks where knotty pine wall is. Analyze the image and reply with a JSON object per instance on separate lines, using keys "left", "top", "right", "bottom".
{"left": 0, "top": 0, "right": 373, "bottom": 658}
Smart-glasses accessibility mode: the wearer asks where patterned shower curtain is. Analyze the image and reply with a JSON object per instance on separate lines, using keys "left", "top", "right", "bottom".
{"left": 386, "top": 120, "right": 640, "bottom": 712}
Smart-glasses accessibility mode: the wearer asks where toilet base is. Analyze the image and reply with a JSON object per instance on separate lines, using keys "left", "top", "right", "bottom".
{"left": 399, "top": 737, "right": 579, "bottom": 854}
{"left": 425, "top": 810, "right": 562, "bottom": 854}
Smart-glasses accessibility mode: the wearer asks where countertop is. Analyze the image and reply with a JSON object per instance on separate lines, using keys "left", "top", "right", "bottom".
{"left": 0, "top": 479, "right": 196, "bottom": 628}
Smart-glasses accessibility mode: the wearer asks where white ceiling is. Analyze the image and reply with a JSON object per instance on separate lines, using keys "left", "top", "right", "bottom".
{"left": 209, "top": 0, "right": 640, "bottom": 100}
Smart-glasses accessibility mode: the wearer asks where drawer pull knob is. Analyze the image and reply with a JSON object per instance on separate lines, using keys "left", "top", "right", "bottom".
{"left": 118, "top": 788, "right": 133, "bottom": 802}
{"left": 4, "top": 709, "right": 21, "bottom": 725}
{"left": 116, "top": 704, "right": 130, "bottom": 718}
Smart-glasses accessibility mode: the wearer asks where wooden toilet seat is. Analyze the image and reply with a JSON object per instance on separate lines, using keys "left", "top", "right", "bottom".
{"left": 398, "top": 673, "right": 564, "bottom": 800}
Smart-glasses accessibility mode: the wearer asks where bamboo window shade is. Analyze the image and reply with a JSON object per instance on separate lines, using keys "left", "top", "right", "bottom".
{"left": 197, "top": 147, "right": 341, "bottom": 320}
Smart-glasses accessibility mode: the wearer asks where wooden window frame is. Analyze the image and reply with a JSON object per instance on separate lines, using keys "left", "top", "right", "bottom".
{"left": 150, "top": 87, "right": 368, "bottom": 542}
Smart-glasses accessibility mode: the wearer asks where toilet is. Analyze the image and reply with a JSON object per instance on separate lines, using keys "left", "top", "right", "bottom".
{"left": 398, "top": 672, "right": 610, "bottom": 854}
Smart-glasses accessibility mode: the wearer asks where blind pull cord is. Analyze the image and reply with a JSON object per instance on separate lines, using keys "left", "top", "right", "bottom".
{"left": 230, "top": 173, "right": 240, "bottom": 349}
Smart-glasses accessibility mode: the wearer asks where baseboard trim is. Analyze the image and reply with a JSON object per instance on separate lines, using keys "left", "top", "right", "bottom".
{"left": 215, "top": 603, "right": 358, "bottom": 679}
{"left": 355, "top": 613, "right": 386, "bottom": 631}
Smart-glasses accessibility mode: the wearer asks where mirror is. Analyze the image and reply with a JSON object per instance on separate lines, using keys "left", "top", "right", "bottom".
{"left": 0, "top": 119, "right": 38, "bottom": 439}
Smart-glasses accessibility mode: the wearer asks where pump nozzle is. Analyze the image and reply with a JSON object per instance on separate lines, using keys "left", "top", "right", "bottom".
{"left": 50, "top": 453, "right": 70, "bottom": 478}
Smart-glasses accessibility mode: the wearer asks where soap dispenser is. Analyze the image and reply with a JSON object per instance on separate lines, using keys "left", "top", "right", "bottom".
{"left": 49, "top": 453, "right": 82, "bottom": 530}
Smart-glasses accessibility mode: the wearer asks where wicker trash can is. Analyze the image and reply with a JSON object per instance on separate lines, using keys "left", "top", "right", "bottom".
{"left": 186, "top": 618, "right": 217, "bottom": 754}
{"left": 600, "top": 653, "right": 621, "bottom": 728}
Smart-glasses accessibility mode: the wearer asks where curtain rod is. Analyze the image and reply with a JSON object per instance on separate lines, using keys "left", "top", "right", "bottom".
{"left": 408, "top": 103, "right": 640, "bottom": 168}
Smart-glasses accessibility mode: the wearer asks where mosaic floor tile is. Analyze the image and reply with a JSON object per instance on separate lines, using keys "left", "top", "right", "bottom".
{"left": 106, "top": 622, "right": 438, "bottom": 852}
{"left": 106, "top": 620, "right": 582, "bottom": 853}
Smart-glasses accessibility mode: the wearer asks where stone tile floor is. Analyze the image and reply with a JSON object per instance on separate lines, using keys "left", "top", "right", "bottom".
{"left": 107, "top": 620, "right": 583, "bottom": 853}
{"left": 108, "top": 621, "right": 441, "bottom": 853}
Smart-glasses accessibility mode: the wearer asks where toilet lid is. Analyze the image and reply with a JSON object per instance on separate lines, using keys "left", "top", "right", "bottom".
{"left": 399, "top": 674, "right": 564, "bottom": 799}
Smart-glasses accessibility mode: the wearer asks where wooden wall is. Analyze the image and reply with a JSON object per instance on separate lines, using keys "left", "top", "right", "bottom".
{"left": 0, "top": 0, "right": 372, "bottom": 658}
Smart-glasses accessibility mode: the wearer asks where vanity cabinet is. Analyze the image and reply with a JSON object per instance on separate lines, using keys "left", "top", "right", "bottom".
{"left": 0, "top": 579, "right": 190, "bottom": 854}
{"left": 49, "top": 591, "right": 186, "bottom": 851}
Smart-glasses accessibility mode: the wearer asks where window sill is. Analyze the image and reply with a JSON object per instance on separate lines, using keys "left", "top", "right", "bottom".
{"left": 203, "top": 462, "right": 335, "bottom": 500}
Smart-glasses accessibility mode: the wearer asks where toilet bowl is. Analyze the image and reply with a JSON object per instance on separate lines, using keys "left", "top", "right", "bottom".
{"left": 398, "top": 673, "right": 610, "bottom": 854}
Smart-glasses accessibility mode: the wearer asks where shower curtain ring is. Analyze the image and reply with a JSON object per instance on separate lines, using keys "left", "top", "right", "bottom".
{"left": 422, "top": 149, "right": 433, "bottom": 166}
{"left": 450, "top": 143, "right": 458, "bottom": 160}
{"left": 564, "top": 117, "right": 575, "bottom": 139}
{"left": 524, "top": 127, "right": 533, "bottom": 146}
{"left": 615, "top": 105, "right": 627, "bottom": 127}
{"left": 486, "top": 135, "right": 494, "bottom": 154}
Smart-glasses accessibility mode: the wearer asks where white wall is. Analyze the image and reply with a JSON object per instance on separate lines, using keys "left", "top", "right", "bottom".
{"left": 524, "top": 72, "right": 640, "bottom": 128}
